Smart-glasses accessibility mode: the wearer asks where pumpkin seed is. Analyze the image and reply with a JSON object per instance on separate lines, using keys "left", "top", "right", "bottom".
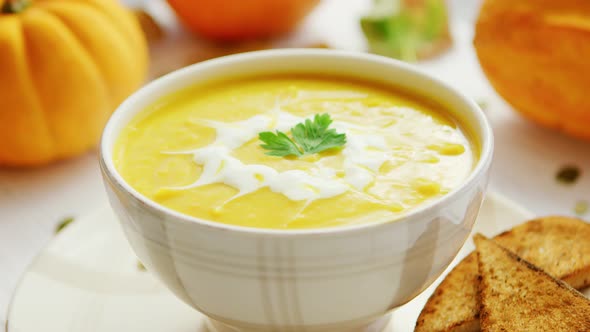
{"left": 574, "top": 201, "right": 589, "bottom": 216}
{"left": 55, "top": 217, "right": 75, "bottom": 234}
{"left": 556, "top": 165, "right": 581, "bottom": 185}
{"left": 137, "top": 261, "right": 147, "bottom": 271}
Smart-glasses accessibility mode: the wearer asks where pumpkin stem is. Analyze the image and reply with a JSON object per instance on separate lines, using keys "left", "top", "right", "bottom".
{"left": 1, "top": 0, "right": 31, "bottom": 14}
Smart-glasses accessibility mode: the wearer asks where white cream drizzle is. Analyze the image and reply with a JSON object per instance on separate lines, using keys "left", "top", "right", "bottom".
{"left": 164, "top": 92, "right": 391, "bottom": 206}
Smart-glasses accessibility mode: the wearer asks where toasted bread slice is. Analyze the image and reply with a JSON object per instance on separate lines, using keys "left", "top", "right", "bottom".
{"left": 415, "top": 216, "right": 590, "bottom": 332}
{"left": 474, "top": 234, "right": 590, "bottom": 331}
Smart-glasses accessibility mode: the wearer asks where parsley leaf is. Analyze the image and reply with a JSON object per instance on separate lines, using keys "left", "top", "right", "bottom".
{"left": 259, "top": 114, "right": 347, "bottom": 157}
{"left": 258, "top": 131, "right": 303, "bottom": 157}
{"left": 292, "top": 114, "right": 347, "bottom": 154}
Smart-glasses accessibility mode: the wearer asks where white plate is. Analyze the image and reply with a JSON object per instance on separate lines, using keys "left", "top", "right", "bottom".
{"left": 7, "top": 192, "right": 550, "bottom": 332}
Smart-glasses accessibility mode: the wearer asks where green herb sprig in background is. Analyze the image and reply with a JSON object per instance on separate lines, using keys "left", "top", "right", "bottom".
{"left": 259, "top": 113, "right": 347, "bottom": 158}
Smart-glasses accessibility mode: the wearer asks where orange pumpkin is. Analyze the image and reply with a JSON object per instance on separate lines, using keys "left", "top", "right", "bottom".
{"left": 0, "top": 0, "right": 148, "bottom": 166}
{"left": 474, "top": 0, "right": 590, "bottom": 140}
{"left": 166, "top": 0, "right": 320, "bottom": 41}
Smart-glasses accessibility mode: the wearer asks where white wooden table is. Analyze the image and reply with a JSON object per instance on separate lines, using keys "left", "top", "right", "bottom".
{"left": 1, "top": 0, "right": 589, "bottom": 329}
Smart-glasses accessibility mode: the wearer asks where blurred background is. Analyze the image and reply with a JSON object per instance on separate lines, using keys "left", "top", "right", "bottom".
{"left": 1, "top": 0, "right": 589, "bottom": 328}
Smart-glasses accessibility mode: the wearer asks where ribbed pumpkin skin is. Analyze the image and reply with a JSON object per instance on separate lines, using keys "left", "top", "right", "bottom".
{"left": 474, "top": 0, "right": 590, "bottom": 141}
{"left": 166, "top": 0, "right": 319, "bottom": 41}
{"left": 0, "top": 0, "right": 148, "bottom": 166}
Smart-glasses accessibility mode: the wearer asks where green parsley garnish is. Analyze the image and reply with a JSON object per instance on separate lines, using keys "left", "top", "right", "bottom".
{"left": 259, "top": 113, "right": 347, "bottom": 157}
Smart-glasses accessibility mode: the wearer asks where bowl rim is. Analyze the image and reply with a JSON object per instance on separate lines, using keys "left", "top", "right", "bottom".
{"left": 99, "top": 48, "right": 494, "bottom": 237}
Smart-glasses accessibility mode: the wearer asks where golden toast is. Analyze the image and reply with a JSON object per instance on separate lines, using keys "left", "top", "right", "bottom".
{"left": 415, "top": 216, "right": 590, "bottom": 332}
{"left": 474, "top": 234, "right": 590, "bottom": 331}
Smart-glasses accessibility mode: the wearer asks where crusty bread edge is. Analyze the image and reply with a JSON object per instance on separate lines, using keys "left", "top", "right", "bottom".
{"left": 413, "top": 251, "right": 480, "bottom": 332}
{"left": 414, "top": 229, "right": 516, "bottom": 332}
{"left": 443, "top": 319, "right": 479, "bottom": 332}
{"left": 563, "top": 265, "right": 590, "bottom": 290}
{"left": 415, "top": 315, "right": 479, "bottom": 332}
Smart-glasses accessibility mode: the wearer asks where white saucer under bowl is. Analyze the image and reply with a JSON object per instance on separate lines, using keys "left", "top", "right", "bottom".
{"left": 8, "top": 192, "right": 563, "bottom": 332}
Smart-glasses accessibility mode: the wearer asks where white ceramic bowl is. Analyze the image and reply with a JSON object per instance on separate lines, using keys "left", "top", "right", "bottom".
{"left": 100, "top": 49, "right": 493, "bottom": 332}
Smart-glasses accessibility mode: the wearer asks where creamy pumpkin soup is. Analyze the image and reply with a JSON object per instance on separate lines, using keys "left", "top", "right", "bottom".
{"left": 114, "top": 76, "right": 476, "bottom": 229}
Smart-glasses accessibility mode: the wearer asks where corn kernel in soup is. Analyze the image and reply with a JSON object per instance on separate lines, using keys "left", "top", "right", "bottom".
{"left": 114, "top": 76, "right": 476, "bottom": 229}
